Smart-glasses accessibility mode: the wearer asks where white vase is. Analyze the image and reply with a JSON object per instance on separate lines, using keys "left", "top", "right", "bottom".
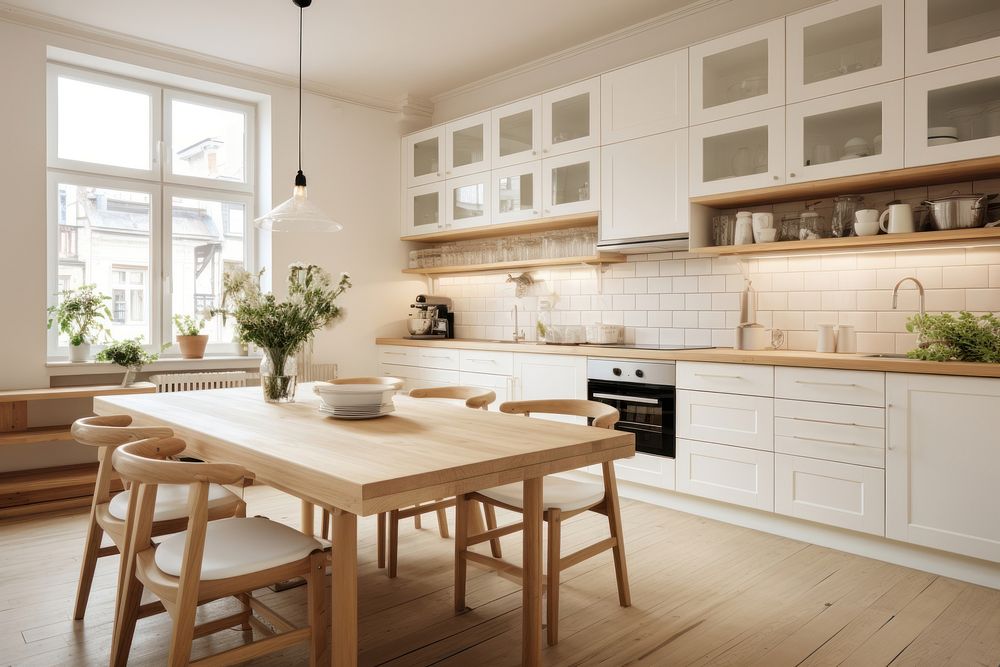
{"left": 69, "top": 342, "right": 90, "bottom": 363}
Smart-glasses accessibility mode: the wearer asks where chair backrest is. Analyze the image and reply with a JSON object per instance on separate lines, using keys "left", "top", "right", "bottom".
{"left": 149, "top": 371, "right": 251, "bottom": 393}
{"left": 72, "top": 415, "right": 175, "bottom": 502}
{"left": 409, "top": 386, "right": 496, "bottom": 410}
{"left": 499, "top": 399, "right": 619, "bottom": 429}
{"left": 327, "top": 376, "right": 404, "bottom": 390}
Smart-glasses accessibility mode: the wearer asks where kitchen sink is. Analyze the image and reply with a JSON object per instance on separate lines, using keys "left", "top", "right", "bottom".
{"left": 862, "top": 353, "right": 913, "bottom": 359}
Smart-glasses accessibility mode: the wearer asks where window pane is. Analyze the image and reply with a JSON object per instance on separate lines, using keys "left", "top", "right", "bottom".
{"left": 170, "top": 196, "right": 246, "bottom": 344}
{"left": 57, "top": 76, "right": 151, "bottom": 170}
{"left": 56, "top": 183, "right": 151, "bottom": 343}
{"left": 170, "top": 99, "right": 247, "bottom": 183}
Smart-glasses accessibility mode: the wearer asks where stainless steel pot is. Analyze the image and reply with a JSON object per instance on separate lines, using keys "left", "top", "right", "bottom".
{"left": 406, "top": 316, "right": 433, "bottom": 335}
{"left": 921, "top": 193, "right": 996, "bottom": 230}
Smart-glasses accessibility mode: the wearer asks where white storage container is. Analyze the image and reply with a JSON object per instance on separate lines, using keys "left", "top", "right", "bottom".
{"left": 586, "top": 324, "right": 624, "bottom": 345}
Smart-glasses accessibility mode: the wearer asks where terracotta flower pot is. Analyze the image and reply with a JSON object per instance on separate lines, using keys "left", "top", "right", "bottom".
{"left": 176, "top": 335, "right": 209, "bottom": 359}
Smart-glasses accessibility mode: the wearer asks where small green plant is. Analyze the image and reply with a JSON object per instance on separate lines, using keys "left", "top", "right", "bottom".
{"left": 46, "top": 284, "right": 111, "bottom": 346}
{"left": 96, "top": 337, "right": 163, "bottom": 369}
{"left": 173, "top": 314, "right": 206, "bottom": 336}
{"left": 905, "top": 312, "right": 1000, "bottom": 363}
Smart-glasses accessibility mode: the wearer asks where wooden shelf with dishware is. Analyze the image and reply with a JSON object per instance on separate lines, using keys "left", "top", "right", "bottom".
{"left": 400, "top": 212, "right": 598, "bottom": 243}
{"left": 694, "top": 227, "right": 1000, "bottom": 256}
{"left": 401, "top": 253, "right": 627, "bottom": 276}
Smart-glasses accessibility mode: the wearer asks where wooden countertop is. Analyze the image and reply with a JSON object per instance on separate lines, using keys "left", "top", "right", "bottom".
{"left": 375, "top": 338, "right": 1000, "bottom": 378}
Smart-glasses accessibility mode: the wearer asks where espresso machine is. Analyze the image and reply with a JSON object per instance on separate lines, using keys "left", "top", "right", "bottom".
{"left": 406, "top": 294, "right": 454, "bottom": 339}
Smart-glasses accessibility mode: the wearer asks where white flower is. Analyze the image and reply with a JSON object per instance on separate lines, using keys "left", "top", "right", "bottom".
{"left": 199, "top": 307, "right": 214, "bottom": 321}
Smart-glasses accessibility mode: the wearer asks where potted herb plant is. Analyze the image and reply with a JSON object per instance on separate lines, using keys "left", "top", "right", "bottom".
{"left": 96, "top": 337, "right": 162, "bottom": 386}
{"left": 173, "top": 314, "right": 209, "bottom": 359}
{"left": 46, "top": 284, "right": 111, "bottom": 362}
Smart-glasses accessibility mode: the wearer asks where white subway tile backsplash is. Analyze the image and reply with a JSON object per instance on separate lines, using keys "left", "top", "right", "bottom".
{"left": 613, "top": 295, "right": 636, "bottom": 310}
{"left": 673, "top": 276, "right": 699, "bottom": 292}
{"left": 685, "top": 258, "right": 712, "bottom": 275}
{"left": 659, "top": 293, "right": 684, "bottom": 310}
{"left": 966, "top": 289, "right": 1000, "bottom": 312}
{"left": 685, "top": 293, "right": 711, "bottom": 311}
{"left": 623, "top": 311, "right": 647, "bottom": 327}
{"left": 925, "top": 289, "right": 965, "bottom": 312}
{"left": 699, "top": 311, "right": 726, "bottom": 329}
{"left": 647, "top": 276, "right": 672, "bottom": 293}
{"left": 623, "top": 277, "right": 648, "bottom": 294}
{"left": 673, "top": 311, "right": 698, "bottom": 328}
{"left": 635, "top": 294, "right": 659, "bottom": 310}
{"left": 991, "top": 266, "right": 1000, "bottom": 288}
{"left": 758, "top": 291, "right": 788, "bottom": 311}
{"left": 804, "top": 271, "right": 840, "bottom": 291}
{"left": 635, "top": 261, "right": 659, "bottom": 277}
{"left": 788, "top": 291, "right": 822, "bottom": 310}
{"left": 771, "top": 272, "right": 804, "bottom": 292}
{"left": 942, "top": 265, "right": 989, "bottom": 289}
{"left": 659, "top": 260, "right": 685, "bottom": 276}
{"left": 772, "top": 311, "right": 804, "bottom": 331}
{"left": 648, "top": 310, "right": 672, "bottom": 327}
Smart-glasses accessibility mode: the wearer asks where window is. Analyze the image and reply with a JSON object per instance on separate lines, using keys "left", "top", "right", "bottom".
{"left": 47, "top": 64, "right": 255, "bottom": 358}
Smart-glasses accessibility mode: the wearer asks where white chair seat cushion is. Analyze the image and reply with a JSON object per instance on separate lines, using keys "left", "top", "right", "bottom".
{"left": 154, "top": 517, "right": 324, "bottom": 580}
{"left": 479, "top": 477, "right": 605, "bottom": 512}
{"left": 108, "top": 483, "right": 237, "bottom": 522}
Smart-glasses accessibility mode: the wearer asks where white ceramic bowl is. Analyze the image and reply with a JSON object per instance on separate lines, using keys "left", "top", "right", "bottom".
{"left": 313, "top": 383, "right": 397, "bottom": 408}
{"left": 755, "top": 228, "right": 778, "bottom": 243}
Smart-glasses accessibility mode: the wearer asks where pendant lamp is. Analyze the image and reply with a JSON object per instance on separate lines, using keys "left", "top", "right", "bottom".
{"left": 255, "top": 0, "right": 342, "bottom": 232}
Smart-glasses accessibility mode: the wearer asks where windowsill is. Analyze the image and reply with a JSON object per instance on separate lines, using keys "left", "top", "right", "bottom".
{"left": 46, "top": 355, "right": 261, "bottom": 376}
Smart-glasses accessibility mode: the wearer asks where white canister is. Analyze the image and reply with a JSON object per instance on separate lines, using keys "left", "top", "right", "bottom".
{"left": 734, "top": 211, "right": 754, "bottom": 245}
{"left": 836, "top": 325, "right": 857, "bottom": 353}
{"left": 742, "top": 325, "right": 769, "bottom": 351}
{"left": 816, "top": 324, "right": 837, "bottom": 353}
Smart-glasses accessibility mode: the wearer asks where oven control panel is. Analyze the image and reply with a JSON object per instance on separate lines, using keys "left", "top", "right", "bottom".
{"left": 587, "top": 358, "right": 676, "bottom": 385}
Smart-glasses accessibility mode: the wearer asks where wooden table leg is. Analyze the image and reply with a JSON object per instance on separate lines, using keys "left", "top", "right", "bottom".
{"left": 522, "top": 476, "right": 543, "bottom": 667}
{"left": 301, "top": 500, "right": 316, "bottom": 536}
{"left": 332, "top": 508, "right": 358, "bottom": 667}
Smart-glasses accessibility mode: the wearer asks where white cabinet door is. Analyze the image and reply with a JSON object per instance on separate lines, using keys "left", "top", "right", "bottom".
{"left": 775, "top": 367, "right": 885, "bottom": 407}
{"left": 542, "top": 78, "right": 601, "bottom": 157}
{"left": 492, "top": 161, "right": 542, "bottom": 225}
{"left": 905, "top": 0, "right": 1000, "bottom": 75}
{"left": 904, "top": 57, "right": 1000, "bottom": 167}
{"left": 677, "top": 361, "right": 774, "bottom": 397}
{"left": 689, "top": 107, "right": 786, "bottom": 197}
{"left": 402, "top": 181, "right": 446, "bottom": 237}
{"left": 775, "top": 454, "right": 885, "bottom": 536}
{"left": 541, "top": 148, "right": 600, "bottom": 217}
{"left": 445, "top": 171, "right": 492, "bottom": 230}
{"left": 689, "top": 19, "right": 786, "bottom": 124}
{"left": 612, "top": 452, "right": 676, "bottom": 491}
{"left": 786, "top": 0, "right": 904, "bottom": 103}
{"left": 600, "top": 129, "right": 688, "bottom": 245}
{"left": 403, "top": 126, "right": 445, "bottom": 188}
{"left": 601, "top": 51, "right": 688, "bottom": 143}
{"left": 676, "top": 389, "right": 774, "bottom": 451}
{"left": 513, "top": 353, "right": 587, "bottom": 424}
{"left": 492, "top": 96, "right": 542, "bottom": 169}
{"left": 676, "top": 438, "right": 774, "bottom": 511}
{"left": 459, "top": 371, "right": 512, "bottom": 411}
{"left": 445, "top": 111, "right": 491, "bottom": 179}
{"left": 785, "top": 81, "right": 904, "bottom": 183}
{"left": 886, "top": 373, "right": 1000, "bottom": 562}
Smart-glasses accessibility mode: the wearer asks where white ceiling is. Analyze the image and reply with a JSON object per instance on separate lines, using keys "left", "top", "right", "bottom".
{"left": 8, "top": 0, "right": 695, "bottom": 108}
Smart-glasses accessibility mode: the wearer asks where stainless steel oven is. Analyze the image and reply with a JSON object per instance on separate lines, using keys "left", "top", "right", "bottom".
{"left": 587, "top": 358, "right": 676, "bottom": 458}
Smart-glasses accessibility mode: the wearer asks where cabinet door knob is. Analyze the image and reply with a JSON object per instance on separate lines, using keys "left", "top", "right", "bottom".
{"left": 437, "top": 172, "right": 442, "bottom": 177}
{"left": 789, "top": 172, "right": 796, "bottom": 178}
{"left": 532, "top": 150, "right": 538, "bottom": 156}
{"left": 773, "top": 175, "right": 779, "bottom": 181}
{"left": 532, "top": 210, "right": 539, "bottom": 215}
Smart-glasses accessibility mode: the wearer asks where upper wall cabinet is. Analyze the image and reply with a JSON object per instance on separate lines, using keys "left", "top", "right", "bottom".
{"left": 445, "top": 111, "right": 491, "bottom": 179}
{"left": 689, "top": 19, "right": 785, "bottom": 125}
{"left": 491, "top": 97, "right": 542, "bottom": 169}
{"left": 905, "top": 0, "right": 1000, "bottom": 76}
{"left": 601, "top": 51, "right": 688, "bottom": 144}
{"left": 402, "top": 181, "right": 446, "bottom": 236}
{"left": 492, "top": 161, "right": 541, "bottom": 225}
{"left": 542, "top": 148, "right": 600, "bottom": 217}
{"left": 541, "top": 78, "right": 601, "bottom": 157}
{"left": 403, "top": 126, "right": 445, "bottom": 188}
{"left": 445, "top": 171, "right": 492, "bottom": 229}
{"left": 689, "top": 107, "right": 786, "bottom": 196}
{"left": 904, "top": 56, "right": 1000, "bottom": 166}
{"left": 786, "top": 0, "right": 904, "bottom": 103}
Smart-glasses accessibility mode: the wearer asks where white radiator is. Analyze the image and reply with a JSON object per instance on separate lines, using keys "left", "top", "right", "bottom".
{"left": 299, "top": 362, "right": 338, "bottom": 382}
{"left": 150, "top": 371, "right": 252, "bottom": 393}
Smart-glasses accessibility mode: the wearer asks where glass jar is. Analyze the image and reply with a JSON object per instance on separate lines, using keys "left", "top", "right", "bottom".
{"left": 831, "top": 195, "right": 865, "bottom": 237}
{"left": 260, "top": 350, "right": 297, "bottom": 403}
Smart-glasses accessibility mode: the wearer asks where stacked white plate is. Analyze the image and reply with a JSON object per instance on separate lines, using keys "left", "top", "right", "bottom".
{"left": 313, "top": 383, "right": 397, "bottom": 420}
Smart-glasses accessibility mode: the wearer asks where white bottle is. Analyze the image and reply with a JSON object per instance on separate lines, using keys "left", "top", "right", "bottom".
{"left": 734, "top": 211, "right": 754, "bottom": 245}
{"left": 816, "top": 324, "right": 837, "bottom": 353}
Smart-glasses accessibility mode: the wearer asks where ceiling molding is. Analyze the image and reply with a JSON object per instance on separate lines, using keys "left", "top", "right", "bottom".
{"left": 0, "top": 1, "right": 402, "bottom": 113}
{"left": 429, "top": 0, "right": 730, "bottom": 105}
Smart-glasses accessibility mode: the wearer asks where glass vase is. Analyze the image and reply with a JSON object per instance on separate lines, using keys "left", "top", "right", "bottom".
{"left": 260, "top": 349, "right": 298, "bottom": 403}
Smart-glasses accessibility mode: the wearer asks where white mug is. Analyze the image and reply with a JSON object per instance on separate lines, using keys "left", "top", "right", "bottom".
{"left": 854, "top": 209, "right": 880, "bottom": 236}
{"left": 879, "top": 204, "right": 915, "bottom": 234}
{"left": 836, "top": 325, "right": 857, "bottom": 354}
{"left": 817, "top": 324, "right": 837, "bottom": 353}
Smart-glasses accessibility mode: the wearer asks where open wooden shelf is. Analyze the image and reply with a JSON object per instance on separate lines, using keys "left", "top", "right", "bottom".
{"left": 693, "top": 226, "right": 1000, "bottom": 256}
{"left": 402, "top": 253, "right": 627, "bottom": 276}
{"left": 0, "top": 462, "right": 123, "bottom": 518}
{"left": 0, "top": 425, "right": 75, "bottom": 446}
{"left": 400, "top": 212, "right": 599, "bottom": 243}
{"left": 0, "top": 382, "right": 156, "bottom": 403}
{"left": 689, "top": 156, "right": 1000, "bottom": 208}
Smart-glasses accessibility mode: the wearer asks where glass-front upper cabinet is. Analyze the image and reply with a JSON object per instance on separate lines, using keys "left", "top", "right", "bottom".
{"left": 786, "top": 81, "right": 903, "bottom": 183}
{"left": 905, "top": 0, "right": 1000, "bottom": 75}
{"left": 446, "top": 171, "right": 492, "bottom": 229}
{"left": 492, "top": 97, "right": 541, "bottom": 169}
{"left": 904, "top": 56, "right": 1000, "bottom": 166}
{"left": 689, "top": 19, "right": 785, "bottom": 125}
{"left": 689, "top": 108, "right": 785, "bottom": 196}
{"left": 541, "top": 78, "right": 601, "bottom": 157}
{"left": 542, "top": 148, "right": 601, "bottom": 216}
{"left": 403, "top": 126, "right": 445, "bottom": 188}
{"left": 402, "top": 182, "right": 445, "bottom": 237}
{"left": 492, "top": 162, "right": 541, "bottom": 225}
{"left": 445, "top": 111, "right": 491, "bottom": 179}
{"left": 786, "top": 0, "right": 904, "bottom": 103}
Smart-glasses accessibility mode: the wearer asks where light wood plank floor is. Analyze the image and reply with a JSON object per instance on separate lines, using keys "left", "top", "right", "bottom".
{"left": 1, "top": 485, "right": 998, "bottom": 666}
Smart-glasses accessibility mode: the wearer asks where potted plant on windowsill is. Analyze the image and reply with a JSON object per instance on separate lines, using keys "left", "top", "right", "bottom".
{"left": 46, "top": 284, "right": 112, "bottom": 362}
{"left": 96, "top": 337, "right": 162, "bottom": 386}
{"left": 173, "top": 314, "right": 209, "bottom": 359}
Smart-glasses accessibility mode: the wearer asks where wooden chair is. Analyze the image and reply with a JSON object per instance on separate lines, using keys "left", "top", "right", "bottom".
{"left": 71, "top": 415, "right": 245, "bottom": 620}
{"left": 110, "top": 437, "right": 328, "bottom": 666}
{"left": 454, "top": 399, "right": 631, "bottom": 646}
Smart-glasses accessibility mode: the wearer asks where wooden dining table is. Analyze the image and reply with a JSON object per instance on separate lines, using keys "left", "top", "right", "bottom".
{"left": 94, "top": 384, "right": 635, "bottom": 666}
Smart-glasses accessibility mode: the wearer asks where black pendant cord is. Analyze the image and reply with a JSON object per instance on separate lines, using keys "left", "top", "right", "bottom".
{"left": 298, "top": 2, "right": 303, "bottom": 175}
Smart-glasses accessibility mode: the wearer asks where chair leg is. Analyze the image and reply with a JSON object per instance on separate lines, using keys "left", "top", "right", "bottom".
{"left": 306, "top": 551, "right": 328, "bottom": 667}
{"left": 235, "top": 499, "right": 247, "bottom": 518}
{"left": 546, "top": 508, "right": 562, "bottom": 646}
{"left": 321, "top": 509, "right": 331, "bottom": 541}
{"left": 237, "top": 592, "right": 253, "bottom": 633}
{"left": 602, "top": 461, "right": 631, "bottom": 608}
{"left": 482, "top": 502, "right": 503, "bottom": 558}
{"left": 110, "top": 558, "right": 144, "bottom": 667}
{"left": 436, "top": 499, "right": 450, "bottom": 538}
{"left": 388, "top": 509, "right": 400, "bottom": 578}
{"left": 73, "top": 508, "right": 105, "bottom": 620}
{"left": 454, "top": 494, "right": 470, "bottom": 613}
{"left": 376, "top": 512, "right": 387, "bottom": 569}
{"left": 301, "top": 500, "right": 315, "bottom": 536}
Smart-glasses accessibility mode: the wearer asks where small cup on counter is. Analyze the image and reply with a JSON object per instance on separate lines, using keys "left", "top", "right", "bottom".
{"left": 836, "top": 325, "right": 857, "bottom": 353}
{"left": 816, "top": 324, "right": 837, "bottom": 353}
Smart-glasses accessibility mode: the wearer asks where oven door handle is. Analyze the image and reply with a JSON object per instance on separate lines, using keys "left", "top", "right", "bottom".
{"left": 591, "top": 392, "right": 660, "bottom": 405}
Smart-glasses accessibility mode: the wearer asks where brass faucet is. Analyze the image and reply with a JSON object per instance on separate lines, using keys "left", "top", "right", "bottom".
{"left": 891, "top": 277, "right": 925, "bottom": 317}
{"left": 512, "top": 305, "right": 526, "bottom": 342}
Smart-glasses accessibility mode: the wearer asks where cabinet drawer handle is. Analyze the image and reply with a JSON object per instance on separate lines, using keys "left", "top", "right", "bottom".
{"left": 694, "top": 372, "right": 743, "bottom": 379}
{"left": 787, "top": 416, "right": 864, "bottom": 427}
{"left": 422, "top": 354, "right": 452, "bottom": 359}
{"left": 383, "top": 351, "right": 406, "bottom": 356}
{"left": 592, "top": 392, "right": 659, "bottom": 405}
{"left": 792, "top": 435, "right": 863, "bottom": 447}
{"left": 470, "top": 358, "right": 496, "bottom": 363}
{"left": 794, "top": 380, "right": 857, "bottom": 387}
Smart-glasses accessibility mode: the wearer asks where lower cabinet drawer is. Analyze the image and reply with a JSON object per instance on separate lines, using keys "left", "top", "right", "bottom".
{"left": 381, "top": 363, "right": 460, "bottom": 390}
{"left": 676, "top": 439, "right": 774, "bottom": 511}
{"left": 410, "top": 347, "right": 460, "bottom": 370}
{"left": 460, "top": 350, "right": 514, "bottom": 375}
{"left": 775, "top": 367, "right": 885, "bottom": 407}
{"left": 676, "top": 390, "right": 774, "bottom": 451}
{"left": 458, "top": 371, "right": 511, "bottom": 410}
{"left": 609, "top": 452, "right": 676, "bottom": 491}
{"left": 774, "top": 399, "right": 885, "bottom": 468}
{"left": 774, "top": 454, "right": 885, "bottom": 536}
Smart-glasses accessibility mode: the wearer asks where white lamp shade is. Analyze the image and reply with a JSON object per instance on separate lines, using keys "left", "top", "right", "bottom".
{"left": 254, "top": 185, "right": 343, "bottom": 232}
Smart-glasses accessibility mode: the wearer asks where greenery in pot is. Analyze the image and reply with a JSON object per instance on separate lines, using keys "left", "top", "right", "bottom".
{"left": 46, "top": 284, "right": 111, "bottom": 351}
{"left": 173, "top": 314, "right": 209, "bottom": 359}
{"left": 173, "top": 314, "right": 206, "bottom": 336}
{"left": 906, "top": 312, "right": 1000, "bottom": 363}
{"left": 96, "top": 337, "right": 163, "bottom": 386}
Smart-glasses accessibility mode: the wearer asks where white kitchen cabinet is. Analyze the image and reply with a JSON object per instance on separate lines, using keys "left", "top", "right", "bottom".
{"left": 775, "top": 454, "right": 885, "bottom": 536}
{"left": 403, "top": 126, "right": 445, "bottom": 188}
{"left": 676, "top": 389, "right": 774, "bottom": 451}
{"left": 689, "top": 19, "right": 785, "bottom": 125}
{"left": 402, "top": 181, "right": 446, "bottom": 237}
{"left": 774, "top": 398, "right": 885, "bottom": 468}
{"left": 677, "top": 361, "right": 774, "bottom": 397}
{"left": 541, "top": 148, "right": 600, "bottom": 217}
{"left": 492, "top": 96, "right": 542, "bottom": 169}
{"left": 610, "top": 452, "right": 676, "bottom": 491}
{"left": 786, "top": 0, "right": 904, "bottom": 103}
{"left": 905, "top": 0, "right": 1000, "bottom": 75}
{"left": 775, "top": 367, "right": 885, "bottom": 407}
{"left": 445, "top": 111, "right": 491, "bottom": 179}
{"left": 904, "top": 57, "right": 1000, "bottom": 167}
{"left": 886, "top": 373, "right": 1000, "bottom": 562}
{"left": 599, "top": 130, "right": 688, "bottom": 246}
{"left": 459, "top": 371, "right": 512, "bottom": 411}
{"left": 785, "top": 81, "right": 903, "bottom": 183}
{"left": 676, "top": 438, "right": 774, "bottom": 511}
{"left": 601, "top": 51, "right": 688, "bottom": 144}
{"left": 542, "top": 78, "right": 601, "bottom": 157}
{"left": 380, "top": 363, "right": 459, "bottom": 392}
{"left": 445, "top": 171, "right": 491, "bottom": 229}
{"left": 492, "top": 161, "right": 541, "bottom": 225}
{"left": 459, "top": 349, "right": 514, "bottom": 376}
{"left": 513, "top": 353, "right": 587, "bottom": 424}
{"left": 689, "top": 107, "right": 786, "bottom": 197}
